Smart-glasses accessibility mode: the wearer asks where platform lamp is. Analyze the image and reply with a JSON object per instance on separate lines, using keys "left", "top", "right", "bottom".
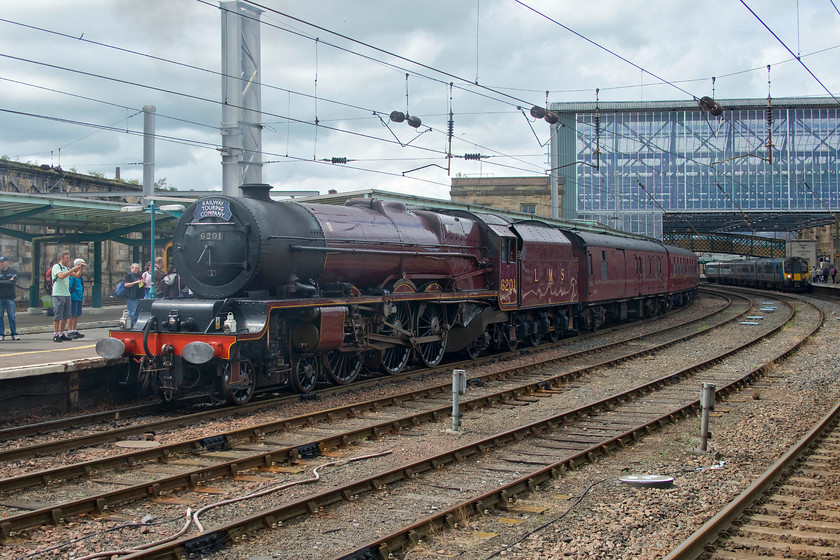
{"left": 120, "top": 201, "right": 185, "bottom": 298}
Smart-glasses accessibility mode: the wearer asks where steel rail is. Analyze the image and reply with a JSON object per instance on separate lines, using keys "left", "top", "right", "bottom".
{"left": 0, "top": 294, "right": 745, "bottom": 536}
{"left": 0, "top": 298, "right": 710, "bottom": 460}
{"left": 662, "top": 398, "right": 840, "bottom": 560}
{"left": 333, "top": 295, "right": 824, "bottom": 560}
{"left": 114, "top": 296, "right": 820, "bottom": 560}
{"left": 0, "top": 293, "right": 740, "bottom": 495}
{"left": 0, "top": 293, "right": 734, "bottom": 468}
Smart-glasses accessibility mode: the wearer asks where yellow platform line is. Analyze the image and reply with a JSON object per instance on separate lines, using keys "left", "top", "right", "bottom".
{"left": 0, "top": 344, "right": 97, "bottom": 357}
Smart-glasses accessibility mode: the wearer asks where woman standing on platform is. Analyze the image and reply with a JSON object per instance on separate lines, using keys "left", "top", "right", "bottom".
{"left": 141, "top": 261, "right": 152, "bottom": 299}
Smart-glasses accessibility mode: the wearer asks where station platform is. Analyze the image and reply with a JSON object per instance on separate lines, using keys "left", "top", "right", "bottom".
{"left": 0, "top": 304, "right": 126, "bottom": 381}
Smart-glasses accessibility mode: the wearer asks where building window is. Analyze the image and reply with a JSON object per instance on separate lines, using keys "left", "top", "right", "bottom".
{"left": 521, "top": 203, "right": 536, "bottom": 214}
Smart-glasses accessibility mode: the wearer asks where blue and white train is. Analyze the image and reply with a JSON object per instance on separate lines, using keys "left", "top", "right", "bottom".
{"left": 705, "top": 257, "right": 810, "bottom": 292}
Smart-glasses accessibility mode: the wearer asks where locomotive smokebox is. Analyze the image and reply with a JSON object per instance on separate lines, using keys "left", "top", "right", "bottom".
{"left": 173, "top": 185, "right": 327, "bottom": 298}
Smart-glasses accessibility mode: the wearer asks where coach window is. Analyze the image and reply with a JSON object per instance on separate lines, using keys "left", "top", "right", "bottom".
{"left": 601, "top": 250, "right": 608, "bottom": 279}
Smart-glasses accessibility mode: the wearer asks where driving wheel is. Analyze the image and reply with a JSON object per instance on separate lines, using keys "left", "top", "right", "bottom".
{"left": 380, "top": 303, "right": 412, "bottom": 375}
{"left": 222, "top": 359, "right": 256, "bottom": 405}
{"left": 291, "top": 354, "right": 320, "bottom": 393}
{"left": 324, "top": 349, "right": 362, "bottom": 385}
{"left": 415, "top": 302, "right": 447, "bottom": 367}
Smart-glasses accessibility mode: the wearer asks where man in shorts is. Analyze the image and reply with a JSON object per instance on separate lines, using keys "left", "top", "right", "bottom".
{"left": 51, "top": 251, "right": 84, "bottom": 342}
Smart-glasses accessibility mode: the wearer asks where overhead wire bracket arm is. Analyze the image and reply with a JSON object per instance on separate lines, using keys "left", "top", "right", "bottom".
{"left": 402, "top": 163, "right": 447, "bottom": 176}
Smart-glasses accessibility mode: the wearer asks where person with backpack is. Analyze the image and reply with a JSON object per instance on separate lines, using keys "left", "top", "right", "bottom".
{"left": 152, "top": 256, "right": 166, "bottom": 298}
{"left": 44, "top": 260, "right": 56, "bottom": 316}
{"left": 831, "top": 266, "right": 837, "bottom": 284}
{"left": 160, "top": 266, "right": 182, "bottom": 298}
{"left": 51, "top": 251, "right": 85, "bottom": 342}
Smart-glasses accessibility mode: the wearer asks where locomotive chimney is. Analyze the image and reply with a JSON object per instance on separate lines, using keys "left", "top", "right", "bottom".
{"left": 239, "top": 183, "right": 273, "bottom": 201}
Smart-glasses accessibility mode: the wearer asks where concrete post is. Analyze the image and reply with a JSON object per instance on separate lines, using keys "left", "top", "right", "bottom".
{"left": 449, "top": 369, "right": 467, "bottom": 433}
{"left": 699, "top": 383, "right": 716, "bottom": 452}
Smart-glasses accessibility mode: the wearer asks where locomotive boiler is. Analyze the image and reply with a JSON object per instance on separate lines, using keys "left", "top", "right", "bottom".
{"left": 97, "top": 184, "right": 699, "bottom": 405}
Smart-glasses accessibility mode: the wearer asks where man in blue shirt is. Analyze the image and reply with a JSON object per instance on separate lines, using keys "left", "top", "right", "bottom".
{"left": 68, "top": 258, "right": 87, "bottom": 339}
{"left": 0, "top": 256, "right": 20, "bottom": 340}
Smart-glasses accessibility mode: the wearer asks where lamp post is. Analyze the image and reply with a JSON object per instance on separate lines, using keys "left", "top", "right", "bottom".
{"left": 121, "top": 201, "right": 185, "bottom": 298}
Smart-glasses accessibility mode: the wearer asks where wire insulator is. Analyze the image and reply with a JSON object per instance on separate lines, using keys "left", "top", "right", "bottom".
{"left": 765, "top": 105, "right": 773, "bottom": 126}
{"left": 529, "top": 106, "right": 546, "bottom": 119}
{"left": 330, "top": 157, "right": 347, "bottom": 164}
{"left": 595, "top": 112, "right": 601, "bottom": 136}
{"left": 464, "top": 153, "right": 482, "bottom": 160}
{"left": 447, "top": 112, "right": 454, "bottom": 139}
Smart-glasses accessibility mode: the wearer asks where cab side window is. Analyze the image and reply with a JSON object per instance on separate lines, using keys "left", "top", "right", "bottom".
{"left": 501, "top": 238, "right": 517, "bottom": 264}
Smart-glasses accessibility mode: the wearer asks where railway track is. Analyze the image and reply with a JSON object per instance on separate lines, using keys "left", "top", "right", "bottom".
{"left": 0, "top": 292, "right": 821, "bottom": 559}
{"left": 665, "top": 398, "right": 840, "bottom": 560}
{"left": 0, "top": 292, "right": 744, "bottom": 535}
{"left": 0, "top": 294, "right": 728, "bottom": 464}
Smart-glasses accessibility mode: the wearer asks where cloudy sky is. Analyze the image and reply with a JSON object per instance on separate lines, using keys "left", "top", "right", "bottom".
{"left": 1, "top": 0, "right": 838, "bottom": 201}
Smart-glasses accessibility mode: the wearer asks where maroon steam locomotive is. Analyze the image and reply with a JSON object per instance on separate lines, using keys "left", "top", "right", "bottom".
{"left": 96, "top": 184, "right": 698, "bottom": 405}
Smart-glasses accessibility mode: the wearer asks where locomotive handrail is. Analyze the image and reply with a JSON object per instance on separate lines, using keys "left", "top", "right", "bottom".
{"left": 290, "top": 244, "right": 482, "bottom": 262}
{"left": 143, "top": 315, "right": 159, "bottom": 359}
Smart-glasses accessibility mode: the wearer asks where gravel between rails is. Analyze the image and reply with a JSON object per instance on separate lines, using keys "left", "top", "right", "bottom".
{"left": 2, "top": 293, "right": 773, "bottom": 559}
{"left": 395, "top": 293, "right": 840, "bottom": 560}
{"left": 0, "top": 296, "right": 726, "bottom": 482}
{"left": 184, "top": 293, "right": 830, "bottom": 560}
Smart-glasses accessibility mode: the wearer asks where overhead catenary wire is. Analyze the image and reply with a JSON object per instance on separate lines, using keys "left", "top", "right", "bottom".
{"left": 237, "top": 0, "right": 542, "bottom": 110}
{"left": 0, "top": 14, "right": 547, "bottom": 179}
{"left": 0, "top": 53, "right": 449, "bottom": 158}
{"left": 740, "top": 0, "right": 840, "bottom": 105}
{"left": 513, "top": 0, "right": 700, "bottom": 101}
{"left": 1, "top": 3, "right": 834, "bottom": 202}
{"left": 2, "top": 106, "right": 467, "bottom": 188}
{"left": 484, "top": 41, "right": 840, "bottom": 97}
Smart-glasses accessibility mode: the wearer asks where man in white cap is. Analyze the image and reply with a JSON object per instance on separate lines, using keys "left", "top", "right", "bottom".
{"left": 67, "top": 258, "right": 87, "bottom": 339}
